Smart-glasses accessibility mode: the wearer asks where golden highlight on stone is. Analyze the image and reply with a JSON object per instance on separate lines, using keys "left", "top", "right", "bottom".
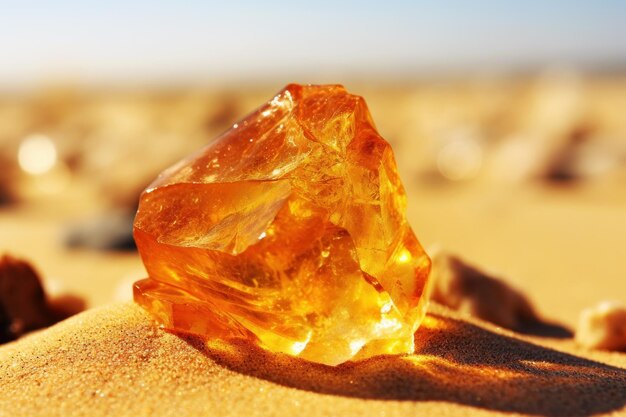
{"left": 133, "top": 84, "right": 431, "bottom": 365}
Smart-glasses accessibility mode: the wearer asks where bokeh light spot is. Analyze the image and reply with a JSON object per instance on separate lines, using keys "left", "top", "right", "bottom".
{"left": 17, "top": 134, "right": 58, "bottom": 175}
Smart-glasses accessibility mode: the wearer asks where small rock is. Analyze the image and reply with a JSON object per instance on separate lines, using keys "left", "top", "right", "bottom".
{"left": 430, "top": 250, "right": 537, "bottom": 330}
{"left": 0, "top": 255, "right": 52, "bottom": 342}
{"left": 0, "top": 255, "right": 85, "bottom": 343}
{"left": 544, "top": 126, "right": 623, "bottom": 183}
{"left": 576, "top": 301, "right": 626, "bottom": 351}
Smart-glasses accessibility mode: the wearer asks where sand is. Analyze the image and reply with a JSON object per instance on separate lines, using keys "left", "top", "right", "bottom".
{"left": 1, "top": 302, "right": 625, "bottom": 417}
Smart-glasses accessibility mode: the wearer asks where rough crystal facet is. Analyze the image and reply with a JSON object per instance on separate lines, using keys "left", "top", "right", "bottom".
{"left": 133, "top": 84, "right": 431, "bottom": 365}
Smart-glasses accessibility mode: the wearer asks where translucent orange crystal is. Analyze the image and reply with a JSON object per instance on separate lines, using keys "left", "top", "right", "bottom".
{"left": 133, "top": 84, "right": 431, "bottom": 365}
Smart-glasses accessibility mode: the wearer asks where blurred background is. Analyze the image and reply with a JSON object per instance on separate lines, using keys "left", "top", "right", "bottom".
{"left": 1, "top": 1, "right": 625, "bottom": 328}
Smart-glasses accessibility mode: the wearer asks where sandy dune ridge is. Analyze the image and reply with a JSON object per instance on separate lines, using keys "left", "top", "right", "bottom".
{"left": 1, "top": 302, "right": 625, "bottom": 417}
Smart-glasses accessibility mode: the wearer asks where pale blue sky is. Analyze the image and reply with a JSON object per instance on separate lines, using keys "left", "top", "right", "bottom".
{"left": 0, "top": 1, "right": 625, "bottom": 87}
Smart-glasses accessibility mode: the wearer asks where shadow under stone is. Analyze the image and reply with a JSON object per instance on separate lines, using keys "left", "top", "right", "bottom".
{"left": 181, "top": 312, "right": 626, "bottom": 417}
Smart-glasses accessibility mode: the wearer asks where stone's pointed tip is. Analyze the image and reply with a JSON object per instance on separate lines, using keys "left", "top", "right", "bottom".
{"left": 281, "top": 83, "right": 349, "bottom": 102}
{"left": 133, "top": 84, "right": 431, "bottom": 366}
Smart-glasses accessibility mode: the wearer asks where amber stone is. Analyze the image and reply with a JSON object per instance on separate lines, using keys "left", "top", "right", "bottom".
{"left": 133, "top": 84, "right": 431, "bottom": 365}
